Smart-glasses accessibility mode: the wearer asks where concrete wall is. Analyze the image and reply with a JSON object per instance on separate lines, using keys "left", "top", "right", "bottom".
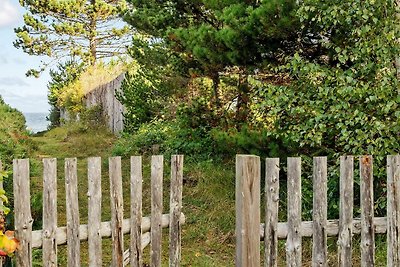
{"left": 83, "top": 73, "right": 125, "bottom": 134}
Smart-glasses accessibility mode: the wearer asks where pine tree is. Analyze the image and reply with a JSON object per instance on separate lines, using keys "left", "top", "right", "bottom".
{"left": 15, "top": 0, "right": 130, "bottom": 76}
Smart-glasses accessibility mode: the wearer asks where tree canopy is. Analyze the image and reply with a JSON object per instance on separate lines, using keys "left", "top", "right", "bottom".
{"left": 15, "top": 0, "right": 130, "bottom": 76}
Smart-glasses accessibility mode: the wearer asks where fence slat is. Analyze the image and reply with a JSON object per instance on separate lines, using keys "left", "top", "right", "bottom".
{"left": 286, "top": 157, "right": 302, "bottom": 267}
{"left": 169, "top": 155, "right": 184, "bottom": 267}
{"left": 65, "top": 158, "right": 80, "bottom": 267}
{"left": 151, "top": 155, "right": 163, "bottom": 267}
{"left": 14, "top": 159, "right": 33, "bottom": 267}
{"left": 312, "top": 157, "right": 327, "bottom": 267}
{"left": 43, "top": 158, "right": 57, "bottom": 267}
{"left": 88, "top": 157, "right": 102, "bottom": 267}
{"left": 360, "top": 155, "right": 375, "bottom": 266}
{"left": 338, "top": 156, "right": 354, "bottom": 267}
{"left": 265, "top": 158, "right": 279, "bottom": 267}
{"left": 130, "top": 156, "right": 143, "bottom": 267}
{"left": 235, "top": 155, "right": 261, "bottom": 267}
{"left": 109, "top": 156, "right": 124, "bottom": 267}
{"left": 387, "top": 155, "right": 400, "bottom": 266}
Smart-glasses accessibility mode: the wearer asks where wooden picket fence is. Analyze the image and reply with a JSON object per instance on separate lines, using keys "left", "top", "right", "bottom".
{"left": 235, "top": 155, "right": 400, "bottom": 266}
{"left": 10, "top": 155, "right": 184, "bottom": 267}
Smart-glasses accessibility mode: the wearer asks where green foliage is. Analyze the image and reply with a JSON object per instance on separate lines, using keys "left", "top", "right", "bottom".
{"left": 47, "top": 60, "right": 84, "bottom": 127}
{"left": 119, "top": 69, "right": 165, "bottom": 132}
{"left": 15, "top": 0, "right": 130, "bottom": 75}
{"left": 0, "top": 97, "right": 34, "bottom": 167}
{"left": 250, "top": 0, "right": 400, "bottom": 217}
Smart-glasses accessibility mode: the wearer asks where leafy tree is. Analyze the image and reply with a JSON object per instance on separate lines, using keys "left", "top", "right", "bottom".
{"left": 124, "top": 0, "right": 301, "bottom": 122}
{"left": 15, "top": 0, "right": 130, "bottom": 76}
{"left": 47, "top": 60, "right": 84, "bottom": 127}
{"left": 251, "top": 0, "right": 400, "bottom": 217}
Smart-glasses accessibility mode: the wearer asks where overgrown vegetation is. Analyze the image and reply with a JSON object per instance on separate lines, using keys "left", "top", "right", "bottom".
{"left": 0, "top": 97, "right": 35, "bottom": 167}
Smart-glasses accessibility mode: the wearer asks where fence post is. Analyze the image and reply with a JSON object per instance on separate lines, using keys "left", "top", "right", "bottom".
{"left": 286, "top": 157, "right": 302, "bottom": 267}
{"left": 65, "top": 158, "right": 80, "bottom": 267}
{"left": 235, "top": 155, "right": 260, "bottom": 267}
{"left": 265, "top": 158, "right": 279, "bottom": 267}
{"left": 312, "top": 157, "right": 327, "bottom": 267}
{"left": 43, "top": 158, "right": 57, "bottom": 267}
{"left": 387, "top": 155, "right": 400, "bottom": 266}
{"left": 88, "top": 157, "right": 102, "bottom": 266}
{"left": 151, "top": 155, "right": 163, "bottom": 267}
{"left": 338, "top": 156, "right": 354, "bottom": 266}
{"left": 130, "top": 156, "right": 143, "bottom": 267}
{"left": 109, "top": 157, "right": 124, "bottom": 267}
{"left": 360, "top": 155, "right": 375, "bottom": 266}
{"left": 13, "top": 159, "right": 33, "bottom": 267}
{"left": 169, "top": 155, "right": 184, "bottom": 267}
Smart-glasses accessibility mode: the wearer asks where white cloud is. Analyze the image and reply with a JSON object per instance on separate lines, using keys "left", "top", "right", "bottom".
{"left": 0, "top": 0, "right": 19, "bottom": 28}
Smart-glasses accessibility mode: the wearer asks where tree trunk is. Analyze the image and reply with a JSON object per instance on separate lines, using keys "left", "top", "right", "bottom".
{"left": 235, "top": 74, "right": 250, "bottom": 129}
{"left": 89, "top": 0, "right": 97, "bottom": 65}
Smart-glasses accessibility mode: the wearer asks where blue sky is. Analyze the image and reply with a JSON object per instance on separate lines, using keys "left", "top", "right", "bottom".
{"left": 0, "top": 0, "right": 50, "bottom": 113}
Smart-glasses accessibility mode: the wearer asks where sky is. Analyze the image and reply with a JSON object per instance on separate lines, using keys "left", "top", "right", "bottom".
{"left": 0, "top": 0, "right": 50, "bottom": 113}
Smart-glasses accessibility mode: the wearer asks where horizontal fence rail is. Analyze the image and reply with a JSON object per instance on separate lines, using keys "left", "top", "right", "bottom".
{"left": 236, "top": 154, "right": 400, "bottom": 267}
{"left": 11, "top": 155, "right": 184, "bottom": 267}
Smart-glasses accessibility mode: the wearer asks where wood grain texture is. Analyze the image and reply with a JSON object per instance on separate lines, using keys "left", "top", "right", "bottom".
{"left": 151, "top": 155, "right": 163, "bottom": 267}
{"left": 360, "top": 155, "right": 375, "bottom": 266}
{"left": 65, "top": 158, "right": 80, "bottom": 267}
{"left": 130, "top": 156, "right": 143, "bottom": 267}
{"left": 387, "top": 155, "right": 400, "bottom": 266}
{"left": 31, "top": 213, "right": 185, "bottom": 248}
{"left": 338, "top": 156, "right": 354, "bottom": 267}
{"left": 259, "top": 217, "right": 387, "bottom": 239}
{"left": 286, "top": 157, "right": 302, "bottom": 267}
{"left": 42, "top": 158, "right": 57, "bottom": 267}
{"left": 312, "top": 157, "right": 327, "bottom": 267}
{"left": 235, "top": 155, "right": 261, "bottom": 267}
{"left": 109, "top": 157, "right": 124, "bottom": 267}
{"left": 169, "top": 155, "right": 184, "bottom": 267}
{"left": 88, "top": 157, "right": 102, "bottom": 267}
{"left": 264, "top": 158, "right": 279, "bottom": 267}
{"left": 13, "top": 159, "right": 33, "bottom": 267}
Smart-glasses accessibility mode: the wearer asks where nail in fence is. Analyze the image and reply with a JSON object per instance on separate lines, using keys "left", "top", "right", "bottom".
{"left": 235, "top": 154, "right": 400, "bottom": 266}
{"left": 11, "top": 155, "right": 185, "bottom": 266}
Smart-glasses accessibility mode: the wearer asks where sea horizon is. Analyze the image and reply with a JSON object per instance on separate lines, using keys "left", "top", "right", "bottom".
{"left": 23, "top": 112, "right": 49, "bottom": 133}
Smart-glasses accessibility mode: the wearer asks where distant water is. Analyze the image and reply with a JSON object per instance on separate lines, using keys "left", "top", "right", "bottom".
{"left": 24, "top": 112, "right": 49, "bottom": 133}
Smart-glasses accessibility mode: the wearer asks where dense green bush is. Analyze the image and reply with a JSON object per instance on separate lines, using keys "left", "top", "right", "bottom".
{"left": 0, "top": 97, "right": 34, "bottom": 167}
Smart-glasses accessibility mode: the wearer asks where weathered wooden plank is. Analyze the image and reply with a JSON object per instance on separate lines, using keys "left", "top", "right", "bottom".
{"left": 312, "top": 157, "right": 327, "bottom": 267}
{"left": 151, "top": 155, "right": 163, "bottom": 267}
{"left": 387, "top": 155, "right": 400, "bottom": 266}
{"left": 31, "top": 213, "right": 186, "bottom": 248}
{"left": 286, "top": 157, "right": 302, "bottom": 267}
{"left": 109, "top": 156, "right": 124, "bottom": 267}
{"left": 88, "top": 157, "right": 102, "bottom": 267}
{"left": 124, "top": 232, "right": 152, "bottom": 266}
{"left": 65, "top": 158, "right": 80, "bottom": 267}
{"left": 264, "top": 158, "right": 279, "bottom": 267}
{"left": 42, "top": 158, "right": 57, "bottom": 267}
{"left": 169, "top": 155, "right": 184, "bottom": 267}
{"left": 360, "top": 155, "right": 375, "bottom": 266}
{"left": 130, "top": 156, "right": 143, "bottom": 267}
{"left": 338, "top": 156, "right": 354, "bottom": 267}
{"left": 259, "top": 217, "right": 387, "bottom": 239}
{"left": 13, "top": 159, "right": 33, "bottom": 267}
{"left": 235, "top": 155, "right": 261, "bottom": 267}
